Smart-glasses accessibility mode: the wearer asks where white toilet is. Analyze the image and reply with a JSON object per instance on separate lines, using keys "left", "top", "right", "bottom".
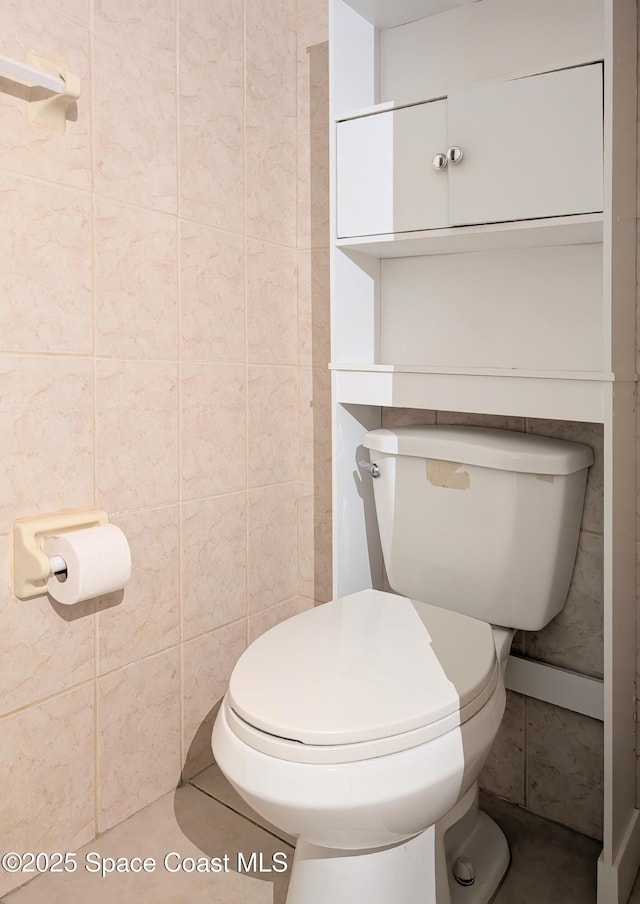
{"left": 212, "top": 426, "right": 593, "bottom": 904}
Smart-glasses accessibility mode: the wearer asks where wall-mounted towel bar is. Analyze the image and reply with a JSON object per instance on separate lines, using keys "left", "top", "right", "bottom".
{"left": 0, "top": 52, "right": 65, "bottom": 93}
{"left": 0, "top": 50, "right": 80, "bottom": 132}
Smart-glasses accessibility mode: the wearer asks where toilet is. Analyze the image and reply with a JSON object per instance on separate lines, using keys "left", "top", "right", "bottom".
{"left": 212, "top": 426, "right": 593, "bottom": 904}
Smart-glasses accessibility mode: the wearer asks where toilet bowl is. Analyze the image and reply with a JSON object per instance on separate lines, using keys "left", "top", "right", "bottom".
{"left": 213, "top": 589, "right": 513, "bottom": 903}
{"left": 211, "top": 426, "right": 593, "bottom": 903}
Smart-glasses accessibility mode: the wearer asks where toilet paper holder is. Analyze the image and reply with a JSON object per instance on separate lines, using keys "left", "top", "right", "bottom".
{"left": 13, "top": 509, "right": 109, "bottom": 600}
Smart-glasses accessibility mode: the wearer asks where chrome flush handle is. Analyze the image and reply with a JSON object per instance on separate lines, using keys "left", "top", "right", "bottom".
{"left": 446, "top": 145, "right": 463, "bottom": 164}
{"left": 432, "top": 152, "right": 448, "bottom": 171}
{"left": 358, "top": 460, "right": 380, "bottom": 478}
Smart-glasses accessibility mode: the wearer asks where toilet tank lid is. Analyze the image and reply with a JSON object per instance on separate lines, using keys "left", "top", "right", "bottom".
{"left": 363, "top": 426, "right": 594, "bottom": 475}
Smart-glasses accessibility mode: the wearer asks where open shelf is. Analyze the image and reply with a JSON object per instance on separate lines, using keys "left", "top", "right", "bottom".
{"left": 336, "top": 214, "right": 603, "bottom": 258}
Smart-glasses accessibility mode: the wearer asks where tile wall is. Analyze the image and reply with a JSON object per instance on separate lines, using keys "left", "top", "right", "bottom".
{"left": 0, "top": 0, "right": 332, "bottom": 896}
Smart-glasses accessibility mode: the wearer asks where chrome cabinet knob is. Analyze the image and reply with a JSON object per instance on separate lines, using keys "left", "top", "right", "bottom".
{"left": 432, "top": 152, "right": 448, "bottom": 171}
{"left": 447, "top": 145, "right": 463, "bottom": 164}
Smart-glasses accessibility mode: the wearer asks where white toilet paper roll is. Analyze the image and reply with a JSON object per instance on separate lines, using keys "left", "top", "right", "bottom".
{"left": 43, "top": 524, "right": 132, "bottom": 605}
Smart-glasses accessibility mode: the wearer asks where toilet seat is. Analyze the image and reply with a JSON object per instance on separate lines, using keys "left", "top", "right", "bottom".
{"left": 226, "top": 589, "right": 499, "bottom": 765}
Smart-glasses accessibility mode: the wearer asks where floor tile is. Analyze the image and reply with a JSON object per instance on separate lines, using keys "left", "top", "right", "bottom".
{"left": 2, "top": 777, "right": 625, "bottom": 904}
{"left": 482, "top": 793, "right": 600, "bottom": 904}
{"left": 3, "top": 785, "right": 293, "bottom": 904}
{"left": 189, "top": 764, "right": 296, "bottom": 846}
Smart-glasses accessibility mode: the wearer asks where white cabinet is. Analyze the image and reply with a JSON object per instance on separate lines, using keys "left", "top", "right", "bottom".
{"left": 336, "top": 64, "right": 603, "bottom": 238}
{"left": 337, "top": 100, "right": 448, "bottom": 236}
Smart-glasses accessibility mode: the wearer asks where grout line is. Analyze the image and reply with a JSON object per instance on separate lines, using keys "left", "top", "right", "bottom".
{"left": 523, "top": 693, "right": 528, "bottom": 810}
{"left": 186, "top": 781, "right": 294, "bottom": 848}
{"left": 89, "top": 0, "right": 100, "bottom": 841}
{"left": 243, "top": 0, "right": 250, "bottom": 651}
{"left": 176, "top": 0, "right": 185, "bottom": 773}
{"left": 295, "top": 39, "right": 303, "bottom": 601}
{"left": 0, "top": 676, "right": 96, "bottom": 723}
{"left": 0, "top": 169, "right": 298, "bottom": 254}
{"left": 0, "top": 643, "right": 190, "bottom": 725}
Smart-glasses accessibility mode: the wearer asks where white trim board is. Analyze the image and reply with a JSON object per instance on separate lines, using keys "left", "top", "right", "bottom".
{"left": 505, "top": 654, "right": 604, "bottom": 722}
{"left": 332, "top": 368, "right": 610, "bottom": 423}
{"left": 598, "top": 809, "right": 640, "bottom": 904}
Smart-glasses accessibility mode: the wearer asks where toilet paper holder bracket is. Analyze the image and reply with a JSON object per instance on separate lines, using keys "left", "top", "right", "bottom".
{"left": 13, "top": 509, "right": 108, "bottom": 600}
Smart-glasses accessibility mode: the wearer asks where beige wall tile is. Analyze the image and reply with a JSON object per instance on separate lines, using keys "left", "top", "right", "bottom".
{"left": 298, "top": 481, "right": 332, "bottom": 602}
{"left": 636, "top": 540, "right": 640, "bottom": 699}
{"left": 98, "top": 648, "right": 181, "bottom": 832}
{"left": 437, "top": 411, "right": 525, "bottom": 431}
{"left": 181, "top": 364, "right": 247, "bottom": 499}
{"left": 0, "top": 536, "right": 94, "bottom": 717}
{"left": 0, "top": 1, "right": 90, "bottom": 189}
{"left": 526, "top": 698, "right": 604, "bottom": 840}
{"left": 637, "top": 732, "right": 640, "bottom": 811}
{"left": 42, "top": 0, "right": 89, "bottom": 23}
{"left": 297, "top": 127, "right": 329, "bottom": 249}
{"left": 95, "top": 199, "right": 178, "bottom": 359}
{"left": 0, "top": 175, "right": 92, "bottom": 355}
{"left": 247, "top": 241, "right": 298, "bottom": 365}
{"left": 248, "top": 597, "right": 303, "bottom": 643}
{"left": 178, "top": 0, "right": 244, "bottom": 231}
{"left": 526, "top": 419, "right": 604, "bottom": 535}
{"left": 248, "top": 366, "right": 298, "bottom": 486}
{"left": 97, "top": 506, "right": 180, "bottom": 674}
{"left": 299, "top": 366, "right": 332, "bottom": 482}
{"left": 480, "top": 690, "right": 525, "bottom": 805}
{"left": 296, "top": 0, "right": 326, "bottom": 13}
{"left": 96, "top": 359, "right": 179, "bottom": 512}
{"left": 298, "top": 248, "right": 330, "bottom": 368}
{"left": 182, "top": 494, "right": 247, "bottom": 640}
{"left": 297, "top": 4, "right": 329, "bottom": 133}
{"left": 246, "top": 0, "right": 296, "bottom": 127}
{"left": 1, "top": 355, "right": 93, "bottom": 532}
{"left": 246, "top": 121, "right": 297, "bottom": 246}
{"left": 178, "top": 101, "right": 244, "bottom": 234}
{"left": 381, "top": 408, "right": 437, "bottom": 428}
{"left": 248, "top": 483, "right": 298, "bottom": 612}
{"left": 526, "top": 531, "right": 603, "bottom": 678}
{"left": 94, "top": 0, "right": 176, "bottom": 71}
{"left": 93, "top": 38, "right": 176, "bottom": 212}
{"left": 182, "top": 619, "right": 247, "bottom": 779}
{"left": 180, "top": 221, "right": 245, "bottom": 363}
{"left": 0, "top": 685, "right": 94, "bottom": 897}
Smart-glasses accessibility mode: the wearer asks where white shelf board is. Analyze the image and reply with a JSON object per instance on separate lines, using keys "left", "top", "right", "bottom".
{"left": 336, "top": 214, "right": 603, "bottom": 258}
{"left": 332, "top": 364, "right": 613, "bottom": 422}
{"left": 342, "top": 0, "right": 479, "bottom": 29}
{"left": 332, "top": 363, "right": 617, "bottom": 379}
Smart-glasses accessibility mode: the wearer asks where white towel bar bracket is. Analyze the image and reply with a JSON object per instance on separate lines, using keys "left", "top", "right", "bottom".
{"left": 0, "top": 50, "right": 81, "bottom": 132}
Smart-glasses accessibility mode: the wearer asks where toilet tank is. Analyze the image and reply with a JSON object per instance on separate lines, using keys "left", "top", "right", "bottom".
{"left": 362, "top": 426, "right": 593, "bottom": 631}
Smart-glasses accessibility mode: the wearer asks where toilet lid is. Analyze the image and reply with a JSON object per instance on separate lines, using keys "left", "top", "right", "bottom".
{"left": 227, "top": 589, "right": 498, "bottom": 748}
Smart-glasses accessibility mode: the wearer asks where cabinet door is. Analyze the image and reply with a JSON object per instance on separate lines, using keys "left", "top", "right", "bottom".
{"left": 336, "top": 100, "right": 448, "bottom": 237}
{"left": 447, "top": 64, "right": 603, "bottom": 226}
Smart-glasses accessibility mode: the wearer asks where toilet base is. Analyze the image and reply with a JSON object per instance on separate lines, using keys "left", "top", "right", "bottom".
{"left": 285, "top": 786, "right": 510, "bottom": 904}
{"left": 285, "top": 829, "right": 440, "bottom": 904}
{"left": 446, "top": 810, "right": 510, "bottom": 903}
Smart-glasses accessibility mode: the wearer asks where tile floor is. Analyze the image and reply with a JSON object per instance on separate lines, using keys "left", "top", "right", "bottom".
{"left": 2, "top": 765, "right": 639, "bottom": 903}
